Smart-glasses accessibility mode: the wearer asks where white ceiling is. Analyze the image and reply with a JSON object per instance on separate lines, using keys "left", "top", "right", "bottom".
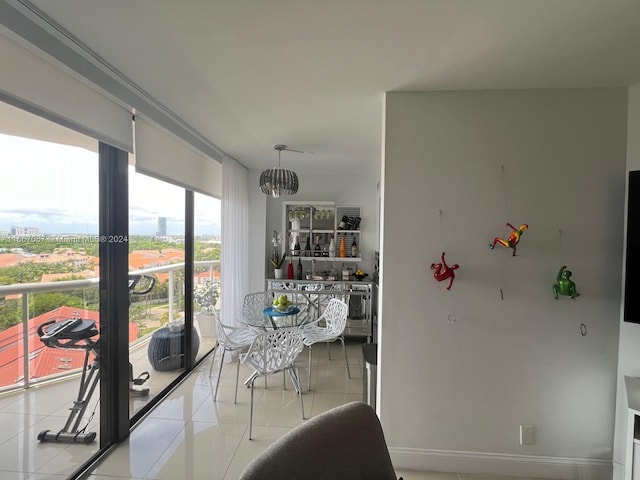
{"left": 27, "top": 0, "right": 640, "bottom": 174}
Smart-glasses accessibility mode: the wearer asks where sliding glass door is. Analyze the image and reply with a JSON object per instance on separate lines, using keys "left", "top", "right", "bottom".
{"left": 0, "top": 127, "right": 101, "bottom": 469}
{"left": 128, "top": 169, "right": 187, "bottom": 418}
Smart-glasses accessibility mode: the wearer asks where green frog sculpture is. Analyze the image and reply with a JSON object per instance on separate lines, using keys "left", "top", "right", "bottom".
{"left": 553, "top": 265, "right": 579, "bottom": 299}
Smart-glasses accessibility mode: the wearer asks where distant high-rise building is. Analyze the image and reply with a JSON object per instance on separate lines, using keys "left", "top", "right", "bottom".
{"left": 157, "top": 217, "right": 167, "bottom": 236}
{"left": 11, "top": 226, "right": 40, "bottom": 236}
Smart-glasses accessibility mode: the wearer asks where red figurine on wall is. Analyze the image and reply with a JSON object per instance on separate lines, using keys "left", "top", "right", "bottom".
{"left": 431, "top": 252, "right": 459, "bottom": 291}
{"left": 490, "top": 222, "right": 528, "bottom": 256}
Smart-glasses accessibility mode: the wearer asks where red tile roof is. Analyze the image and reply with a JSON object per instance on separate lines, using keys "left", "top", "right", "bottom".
{"left": 0, "top": 305, "right": 139, "bottom": 388}
{"left": 40, "top": 270, "right": 97, "bottom": 282}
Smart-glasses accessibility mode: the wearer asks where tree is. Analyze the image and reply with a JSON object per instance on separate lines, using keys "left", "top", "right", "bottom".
{"left": 31, "top": 292, "right": 85, "bottom": 317}
{"left": 0, "top": 297, "right": 21, "bottom": 331}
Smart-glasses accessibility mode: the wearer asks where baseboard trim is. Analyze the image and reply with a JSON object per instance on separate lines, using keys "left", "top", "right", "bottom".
{"left": 389, "top": 447, "right": 612, "bottom": 480}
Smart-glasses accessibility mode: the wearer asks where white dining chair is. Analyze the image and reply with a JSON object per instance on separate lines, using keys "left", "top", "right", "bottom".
{"left": 242, "top": 291, "right": 273, "bottom": 329}
{"left": 208, "top": 309, "right": 258, "bottom": 402}
{"left": 240, "top": 327, "right": 305, "bottom": 440}
{"left": 300, "top": 298, "right": 350, "bottom": 391}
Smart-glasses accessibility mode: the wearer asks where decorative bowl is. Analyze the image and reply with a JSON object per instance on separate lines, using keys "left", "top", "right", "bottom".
{"left": 275, "top": 304, "right": 293, "bottom": 313}
{"left": 354, "top": 273, "right": 368, "bottom": 281}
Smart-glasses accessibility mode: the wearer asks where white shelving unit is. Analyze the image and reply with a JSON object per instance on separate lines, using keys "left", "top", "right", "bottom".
{"left": 283, "top": 201, "right": 362, "bottom": 265}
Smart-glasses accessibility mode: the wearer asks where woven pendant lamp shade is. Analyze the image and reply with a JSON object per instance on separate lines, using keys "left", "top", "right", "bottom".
{"left": 259, "top": 145, "right": 299, "bottom": 198}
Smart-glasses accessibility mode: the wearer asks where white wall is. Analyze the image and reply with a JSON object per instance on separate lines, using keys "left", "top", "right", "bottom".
{"left": 613, "top": 83, "right": 640, "bottom": 480}
{"left": 381, "top": 89, "right": 627, "bottom": 479}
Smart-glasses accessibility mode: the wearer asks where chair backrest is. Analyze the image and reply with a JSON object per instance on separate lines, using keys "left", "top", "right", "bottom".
{"left": 212, "top": 308, "right": 229, "bottom": 343}
{"left": 242, "top": 291, "right": 271, "bottom": 325}
{"left": 239, "top": 401, "right": 398, "bottom": 480}
{"left": 318, "top": 298, "right": 349, "bottom": 337}
{"left": 242, "top": 328, "right": 304, "bottom": 375}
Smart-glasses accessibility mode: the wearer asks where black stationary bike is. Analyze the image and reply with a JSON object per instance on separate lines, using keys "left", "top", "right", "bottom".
{"left": 36, "top": 274, "right": 156, "bottom": 444}
{"left": 127, "top": 274, "right": 156, "bottom": 396}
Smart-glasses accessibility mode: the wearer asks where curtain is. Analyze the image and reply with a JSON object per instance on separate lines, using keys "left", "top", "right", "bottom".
{"left": 221, "top": 155, "right": 249, "bottom": 331}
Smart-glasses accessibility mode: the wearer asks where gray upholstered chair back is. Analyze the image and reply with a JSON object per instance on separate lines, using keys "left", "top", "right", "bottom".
{"left": 239, "top": 401, "right": 399, "bottom": 480}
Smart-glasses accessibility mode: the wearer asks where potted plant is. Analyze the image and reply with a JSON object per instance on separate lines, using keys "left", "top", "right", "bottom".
{"left": 194, "top": 279, "right": 220, "bottom": 314}
{"left": 270, "top": 230, "right": 287, "bottom": 279}
{"left": 271, "top": 250, "right": 288, "bottom": 279}
{"left": 194, "top": 279, "right": 220, "bottom": 338}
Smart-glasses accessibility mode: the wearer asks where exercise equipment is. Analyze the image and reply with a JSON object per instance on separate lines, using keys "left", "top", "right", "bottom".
{"left": 127, "top": 274, "right": 155, "bottom": 396}
{"left": 36, "top": 274, "right": 156, "bottom": 443}
{"left": 37, "top": 315, "right": 100, "bottom": 444}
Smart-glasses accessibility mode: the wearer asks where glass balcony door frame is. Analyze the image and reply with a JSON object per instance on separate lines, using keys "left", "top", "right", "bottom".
{"left": 98, "top": 143, "right": 130, "bottom": 445}
{"left": 73, "top": 144, "right": 205, "bottom": 477}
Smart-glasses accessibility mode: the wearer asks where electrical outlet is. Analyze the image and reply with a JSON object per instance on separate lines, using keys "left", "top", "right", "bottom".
{"left": 520, "top": 424, "right": 535, "bottom": 445}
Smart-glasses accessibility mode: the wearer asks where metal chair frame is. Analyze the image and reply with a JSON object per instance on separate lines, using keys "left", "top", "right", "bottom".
{"left": 301, "top": 298, "right": 351, "bottom": 391}
{"left": 208, "top": 309, "right": 258, "bottom": 402}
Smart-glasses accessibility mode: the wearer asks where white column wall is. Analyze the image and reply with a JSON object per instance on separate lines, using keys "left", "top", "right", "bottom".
{"left": 381, "top": 89, "right": 627, "bottom": 479}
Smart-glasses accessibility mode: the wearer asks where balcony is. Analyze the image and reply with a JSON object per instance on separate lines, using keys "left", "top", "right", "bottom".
{"left": 0, "top": 260, "right": 219, "bottom": 474}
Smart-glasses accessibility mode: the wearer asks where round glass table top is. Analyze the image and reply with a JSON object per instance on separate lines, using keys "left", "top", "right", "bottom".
{"left": 238, "top": 306, "right": 303, "bottom": 329}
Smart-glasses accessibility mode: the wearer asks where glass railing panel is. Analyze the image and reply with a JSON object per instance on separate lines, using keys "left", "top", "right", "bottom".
{"left": 28, "top": 293, "right": 100, "bottom": 384}
{"left": 0, "top": 293, "right": 26, "bottom": 391}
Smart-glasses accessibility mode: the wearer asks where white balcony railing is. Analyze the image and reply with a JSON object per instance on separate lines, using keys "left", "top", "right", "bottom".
{"left": 0, "top": 260, "right": 220, "bottom": 393}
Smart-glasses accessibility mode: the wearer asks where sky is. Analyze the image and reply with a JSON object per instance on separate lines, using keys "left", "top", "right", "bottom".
{"left": 0, "top": 133, "right": 221, "bottom": 236}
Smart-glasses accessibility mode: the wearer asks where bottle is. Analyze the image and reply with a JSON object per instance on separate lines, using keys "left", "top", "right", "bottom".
{"left": 339, "top": 236, "right": 346, "bottom": 258}
{"left": 314, "top": 235, "right": 322, "bottom": 257}
{"left": 351, "top": 236, "right": 359, "bottom": 257}
{"left": 304, "top": 236, "right": 311, "bottom": 257}
{"left": 338, "top": 216, "right": 348, "bottom": 230}
{"left": 293, "top": 235, "right": 301, "bottom": 256}
{"left": 328, "top": 235, "right": 335, "bottom": 257}
{"left": 297, "top": 257, "right": 303, "bottom": 280}
{"left": 287, "top": 258, "right": 294, "bottom": 279}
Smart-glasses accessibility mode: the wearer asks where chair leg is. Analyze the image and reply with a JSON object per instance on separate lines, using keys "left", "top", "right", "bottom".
{"left": 287, "top": 368, "right": 302, "bottom": 394}
{"left": 248, "top": 380, "right": 255, "bottom": 440}
{"left": 234, "top": 356, "right": 241, "bottom": 404}
{"left": 213, "top": 349, "right": 226, "bottom": 401}
{"left": 340, "top": 337, "right": 351, "bottom": 379}
{"left": 307, "top": 346, "right": 313, "bottom": 391}
{"left": 294, "top": 366, "right": 305, "bottom": 420}
{"left": 327, "top": 341, "right": 332, "bottom": 360}
{"left": 208, "top": 342, "right": 219, "bottom": 377}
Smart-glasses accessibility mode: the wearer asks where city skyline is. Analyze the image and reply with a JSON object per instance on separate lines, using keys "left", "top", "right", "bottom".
{"left": 0, "top": 133, "right": 221, "bottom": 236}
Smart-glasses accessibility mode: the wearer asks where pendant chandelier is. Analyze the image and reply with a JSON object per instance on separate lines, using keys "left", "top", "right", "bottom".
{"left": 259, "top": 144, "right": 299, "bottom": 198}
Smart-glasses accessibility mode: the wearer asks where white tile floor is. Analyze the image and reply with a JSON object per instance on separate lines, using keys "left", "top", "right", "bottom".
{"left": 0, "top": 340, "right": 550, "bottom": 480}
